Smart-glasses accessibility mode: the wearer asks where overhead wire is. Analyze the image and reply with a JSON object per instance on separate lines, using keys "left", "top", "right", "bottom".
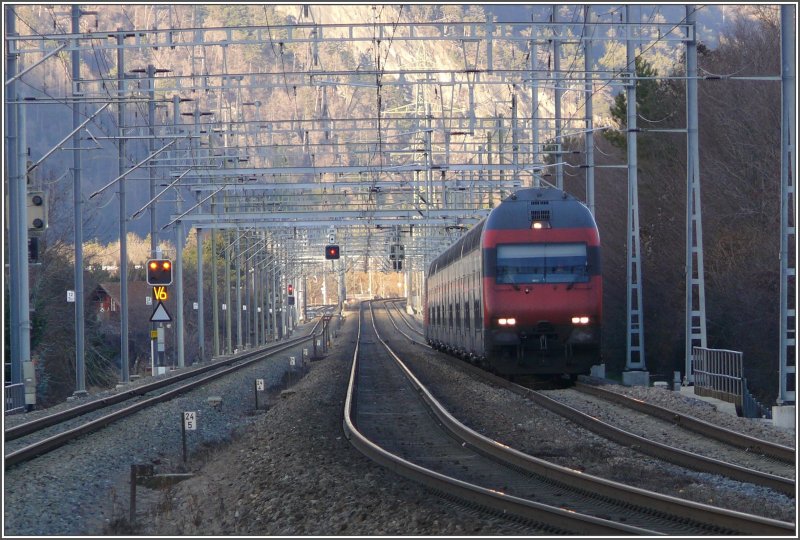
{"left": 12, "top": 6, "right": 710, "bottom": 248}
{"left": 371, "top": 4, "right": 404, "bottom": 177}
{"left": 572, "top": 5, "right": 706, "bottom": 122}
{"left": 11, "top": 4, "right": 183, "bottom": 231}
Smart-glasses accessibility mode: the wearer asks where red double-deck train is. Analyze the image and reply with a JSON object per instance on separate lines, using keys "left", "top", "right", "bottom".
{"left": 424, "top": 187, "right": 602, "bottom": 376}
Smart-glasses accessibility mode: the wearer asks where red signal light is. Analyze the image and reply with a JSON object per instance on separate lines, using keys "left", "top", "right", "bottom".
{"left": 288, "top": 284, "right": 294, "bottom": 295}
{"left": 325, "top": 244, "right": 340, "bottom": 260}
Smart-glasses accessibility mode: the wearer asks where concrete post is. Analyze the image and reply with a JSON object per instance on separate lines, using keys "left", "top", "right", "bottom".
{"left": 72, "top": 5, "right": 86, "bottom": 396}
{"left": 117, "top": 32, "right": 131, "bottom": 382}
{"left": 196, "top": 228, "right": 205, "bottom": 362}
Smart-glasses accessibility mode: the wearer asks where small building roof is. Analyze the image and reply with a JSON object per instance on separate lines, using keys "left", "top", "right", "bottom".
{"left": 92, "top": 281, "right": 178, "bottom": 326}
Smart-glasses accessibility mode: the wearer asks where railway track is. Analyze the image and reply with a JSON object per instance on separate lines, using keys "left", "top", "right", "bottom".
{"left": 547, "top": 384, "right": 795, "bottom": 481}
{"left": 4, "top": 320, "right": 323, "bottom": 469}
{"left": 573, "top": 382, "right": 795, "bottom": 463}
{"left": 343, "top": 301, "right": 793, "bottom": 535}
{"left": 383, "top": 300, "right": 796, "bottom": 497}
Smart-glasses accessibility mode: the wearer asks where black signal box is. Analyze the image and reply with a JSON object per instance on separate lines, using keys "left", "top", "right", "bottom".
{"left": 325, "top": 244, "right": 340, "bottom": 260}
{"left": 146, "top": 259, "right": 173, "bottom": 286}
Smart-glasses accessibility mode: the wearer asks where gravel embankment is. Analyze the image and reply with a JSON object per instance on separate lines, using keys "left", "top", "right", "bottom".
{"left": 4, "top": 325, "right": 324, "bottom": 536}
{"left": 538, "top": 387, "right": 795, "bottom": 479}
{"left": 4, "top": 310, "right": 796, "bottom": 536}
{"left": 375, "top": 309, "right": 796, "bottom": 524}
{"left": 139, "top": 313, "right": 531, "bottom": 536}
{"left": 144, "top": 308, "right": 794, "bottom": 534}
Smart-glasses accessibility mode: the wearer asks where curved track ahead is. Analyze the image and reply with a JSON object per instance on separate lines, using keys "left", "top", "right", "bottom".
{"left": 386, "top": 300, "right": 795, "bottom": 496}
{"left": 343, "top": 301, "right": 793, "bottom": 536}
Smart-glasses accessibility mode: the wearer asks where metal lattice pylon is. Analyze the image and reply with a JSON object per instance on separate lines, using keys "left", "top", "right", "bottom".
{"left": 684, "top": 5, "right": 707, "bottom": 384}
{"left": 625, "top": 6, "right": 645, "bottom": 371}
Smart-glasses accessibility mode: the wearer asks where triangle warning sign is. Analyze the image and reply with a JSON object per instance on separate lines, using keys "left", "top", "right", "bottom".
{"left": 150, "top": 301, "right": 172, "bottom": 322}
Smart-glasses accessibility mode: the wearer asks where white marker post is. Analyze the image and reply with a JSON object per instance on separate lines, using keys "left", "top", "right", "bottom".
{"left": 289, "top": 356, "right": 297, "bottom": 385}
{"left": 182, "top": 411, "right": 196, "bottom": 463}
{"left": 255, "top": 378, "right": 265, "bottom": 409}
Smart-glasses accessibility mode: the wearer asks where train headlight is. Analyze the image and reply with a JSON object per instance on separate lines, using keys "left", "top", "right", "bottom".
{"left": 497, "top": 317, "right": 517, "bottom": 326}
{"left": 531, "top": 221, "right": 551, "bottom": 230}
{"left": 571, "top": 316, "right": 590, "bottom": 325}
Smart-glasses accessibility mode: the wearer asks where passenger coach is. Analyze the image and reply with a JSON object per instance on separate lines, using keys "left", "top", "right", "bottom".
{"left": 424, "top": 187, "right": 602, "bottom": 376}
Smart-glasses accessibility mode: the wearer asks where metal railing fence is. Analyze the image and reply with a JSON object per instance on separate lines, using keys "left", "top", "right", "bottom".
{"left": 692, "top": 347, "right": 772, "bottom": 419}
{"left": 5, "top": 383, "right": 26, "bottom": 415}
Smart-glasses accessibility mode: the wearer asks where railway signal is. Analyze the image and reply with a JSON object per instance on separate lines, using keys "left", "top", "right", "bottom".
{"left": 325, "top": 244, "right": 340, "bottom": 260}
{"left": 27, "top": 191, "right": 47, "bottom": 234}
{"left": 389, "top": 244, "right": 405, "bottom": 261}
{"left": 288, "top": 284, "right": 294, "bottom": 296}
{"left": 146, "top": 259, "right": 173, "bottom": 286}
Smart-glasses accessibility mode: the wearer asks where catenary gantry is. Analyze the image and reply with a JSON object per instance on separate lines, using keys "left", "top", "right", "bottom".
{"left": 4, "top": 5, "right": 794, "bottom": 410}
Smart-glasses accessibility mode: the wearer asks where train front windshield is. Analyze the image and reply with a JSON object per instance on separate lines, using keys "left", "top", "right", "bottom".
{"left": 496, "top": 243, "right": 588, "bottom": 284}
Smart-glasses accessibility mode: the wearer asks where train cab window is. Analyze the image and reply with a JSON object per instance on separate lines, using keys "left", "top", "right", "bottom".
{"left": 496, "top": 243, "right": 589, "bottom": 284}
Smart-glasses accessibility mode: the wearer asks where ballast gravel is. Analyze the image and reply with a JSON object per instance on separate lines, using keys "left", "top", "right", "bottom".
{"left": 3, "top": 311, "right": 796, "bottom": 536}
{"left": 375, "top": 309, "right": 796, "bottom": 524}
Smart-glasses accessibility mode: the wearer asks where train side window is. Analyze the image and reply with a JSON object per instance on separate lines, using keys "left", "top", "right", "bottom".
{"left": 464, "top": 301, "right": 470, "bottom": 330}
{"left": 448, "top": 304, "right": 453, "bottom": 328}
{"left": 474, "top": 299, "right": 481, "bottom": 330}
{"left": 455, "top": 303, "right": 461, "bottom": 328}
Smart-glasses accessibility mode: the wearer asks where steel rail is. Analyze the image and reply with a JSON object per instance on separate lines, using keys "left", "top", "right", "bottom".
{"left": 375, "top": 301, "right": 795, "bottom": 535}
{"left": 4, "top": 321, "right": 320, "bottom": 441}
{"left": 4, "top": 324, "right": 321, "bottom": 468}
{"left": 343, "top": 302, "right": 657, "bottom": 536}
{"left": 512, "top": 383, "right": 795, "bottom": 497}
{"left": 387, "top": 300, "right": 424, "bottom": 337}
{"left": 574, "top": 381, "right": 796, "bottom": 464}
{"left": 382, "top": 299, "right": 794, "bottom": 496}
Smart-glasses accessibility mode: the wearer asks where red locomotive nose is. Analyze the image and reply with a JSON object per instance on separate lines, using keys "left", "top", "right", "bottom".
{"left": 425, "top": 187, "right": 602, "bottom": 377}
